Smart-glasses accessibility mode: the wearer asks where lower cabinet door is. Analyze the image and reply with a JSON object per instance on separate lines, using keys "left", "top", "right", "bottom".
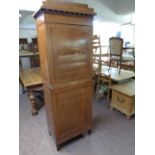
{"left": 44, "top": 82, "right": 93, "bottom": 144}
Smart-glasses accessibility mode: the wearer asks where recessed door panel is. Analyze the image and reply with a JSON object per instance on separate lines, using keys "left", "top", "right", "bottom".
{"left": 48, "top": 25, "right": 92, "bottom": 82}
{"left": 53, "top": 83, "right": 92, "bottom": 137}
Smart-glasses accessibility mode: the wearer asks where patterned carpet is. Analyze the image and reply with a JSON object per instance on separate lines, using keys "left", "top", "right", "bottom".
{"left": 19, "top": 94, "right": 135, "bottom": 155}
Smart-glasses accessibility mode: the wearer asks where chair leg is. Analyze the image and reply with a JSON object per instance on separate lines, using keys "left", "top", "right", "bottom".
{"left": 106, "top": 88, "right": 110, "bottom": 108}
{"left": 19, "top": 59, "right": 23, "bottom": 71}
{"left": 133, "top": 60, "right": 135, "bottom": 72}
{"left": 116, "top": 61, "right": 119, "bottom": 68}
{"left": 119, "top": 61, "right": 122, "bottom": 74}
{"left": 119, "top": 67, "right": 121, "bottom": 74}
{"left": 108, "top": 60, "right": 111, "bottom": 71}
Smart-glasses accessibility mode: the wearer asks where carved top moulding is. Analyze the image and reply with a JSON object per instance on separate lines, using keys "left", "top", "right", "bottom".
{"left": 33, "top": 0, "right": 96, "bottom": 19}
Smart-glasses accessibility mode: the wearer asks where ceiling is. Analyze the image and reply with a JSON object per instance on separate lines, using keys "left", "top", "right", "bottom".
{"left": 19, "top": 0, "right": 135, "bottom": 25}
{"left": 19, "top": 10, "right": 35, "bottom": 24}
{"left": 99, "top": 0, "right": 135, "bottom": 15}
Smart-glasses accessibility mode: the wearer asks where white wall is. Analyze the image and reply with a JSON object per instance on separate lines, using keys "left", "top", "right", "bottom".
{"left": 19, "top": 24, "right": 37, "bottom": 69}
{"left": 93, "top": 21, "right": 135, "bottom": 44}
{"left": 120, "top": 24, "right": 135, "bottom": 46}
{"left": 93, "top": 21, "right": 120, "bottom": 45}
{"left": 19, "top": 26, "right": 37, "bottom": 43}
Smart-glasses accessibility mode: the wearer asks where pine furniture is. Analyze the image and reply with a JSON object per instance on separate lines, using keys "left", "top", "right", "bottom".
{"left": 110, "top": 79, "right": 135, "bottom": 119}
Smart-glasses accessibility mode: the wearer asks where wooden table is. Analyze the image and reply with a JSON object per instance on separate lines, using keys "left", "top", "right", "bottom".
{"left": 19, "top": 49, "right": 39, "bottom": 57}
{"left": 19, "top": 50, "right": 39, "bottom": 69}
{"left": 19, "top": 68, "right": 43, "bottom": 115}
{"left": 100, "top": 66, "right": 135, "bottom": 82}
{"left": 123, "top": 47, "right": 135, "bottom": 57}
{"left": 123, "top": 47, "right": 135, "bottom": 50}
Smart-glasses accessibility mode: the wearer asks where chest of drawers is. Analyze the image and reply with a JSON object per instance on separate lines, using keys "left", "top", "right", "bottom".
{"left": 110, "top": 80, "right": 135, "bottom": 119}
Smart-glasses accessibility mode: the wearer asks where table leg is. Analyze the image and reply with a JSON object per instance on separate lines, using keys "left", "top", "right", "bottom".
{"left": 28, "top": 91, "right": 38, "bottom": 116}
{"left": 19, "top": 79, "right": 26, "bottom": 94}
{"left": 19, "top": 58, "right": 23, "bottom": 71}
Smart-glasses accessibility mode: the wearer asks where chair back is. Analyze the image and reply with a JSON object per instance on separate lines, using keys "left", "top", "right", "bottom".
{"left": 31, "top": 38, "right": 38, "bottom": 52}
{"left": 92, "top": 35, "right": 102, "bottom": 72}
{"left": 32, "top": 38, "right": 37, "bottom": 45}
{"left": 92, "top": 35, "right": 101, "bottom": 54}
{"left": 30, "top": 55, "right": 40, "bottom": 68}
{"left": 19, "top": 38, "right": 29, "bottom": 50}
{"left": 109, "top": 37, "right": 123, "bottom": 56}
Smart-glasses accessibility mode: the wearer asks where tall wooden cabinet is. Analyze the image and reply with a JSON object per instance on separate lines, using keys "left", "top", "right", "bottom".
{"left": 34, "top": 0, "right": 95, "bottom": 150}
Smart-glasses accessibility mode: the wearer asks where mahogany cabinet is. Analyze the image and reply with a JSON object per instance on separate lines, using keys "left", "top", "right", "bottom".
{"left": 34, "top": 0, "right": 95, "bottom": 150}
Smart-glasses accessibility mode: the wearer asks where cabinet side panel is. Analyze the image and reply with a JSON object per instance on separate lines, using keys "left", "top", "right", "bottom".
{"left": 43, "top": 84, "right": 56, "bottom": 140}
{"left": 36, "top": 23, "right": 49, "bottom": 83}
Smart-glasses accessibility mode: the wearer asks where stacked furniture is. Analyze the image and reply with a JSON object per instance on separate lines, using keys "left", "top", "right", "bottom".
{"left": 108, "top": 37, "right": 135, "bottom": 74}
{"left": 121, "top": 47, "right": 135, "bottom": 71}
{"left": 33, "top": 0, "right": 95, "bottom": 150}
{"left": 19, "top": 37, "right": 40, "bottom": 69}
{"left": 92, "top": 36, "right": 135, "bottom": 74}
{"left": 19, "top": 38, "right": 29, "bottom": 50}
{"left": 92, "top": 35, "right": 109, "bottom": 72}
{"left": 19, "top": 38, "right": 29, "bottom": 70}
{"left": 93, "top": 66, "right": 135, "bottom": 110}
{"left": 30, "top": 37, "right": 40, "bottom": 67}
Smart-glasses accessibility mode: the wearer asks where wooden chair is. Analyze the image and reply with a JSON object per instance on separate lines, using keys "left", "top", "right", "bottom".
{"left": 19, "top": 38, "right": 29, "bottom": 50}
{"left": 121, "top": 47, "right": 135, "bottom": 71}
{"left": 92, "top": 35, "right": 102, "bottom": 72}
{"left": 30, "top": 37, "right": 40, "bottom": 68}
{"left": 108, "top": 37, "right": 135, "bottom": 74}
{"left": 19, "top": 38, "right": 29, "bottom": 70}
{"left": 94, "top": 71, "right": 112, "bottom": 106}
{"left": 92, "top": 35, "right": 109, "bottom": 72}
{"left": 30, "top": 55, "right": 40, "bottom": 68}
{"left": 31, "top": 37, "right": 38, "bottom": 53}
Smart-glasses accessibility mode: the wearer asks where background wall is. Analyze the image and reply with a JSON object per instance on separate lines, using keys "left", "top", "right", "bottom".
{"left": 19, "top": 11, "right": 37, "bottom": 69}
{"left": 19, "top": 28, "right": 36, "bottom": 43}
{"left": 19, "top": 10, "right": 36, "bottom": 42}
{"left": 19, "top": 0, "right": 135, "bottom": 66}
{"left": 19, "top": 25, "right": 37, "bottom": 69}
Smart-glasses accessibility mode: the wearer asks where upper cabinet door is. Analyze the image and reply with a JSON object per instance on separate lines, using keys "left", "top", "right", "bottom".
{"left": 47, "top": 24, "right": 93, "bottom": 83}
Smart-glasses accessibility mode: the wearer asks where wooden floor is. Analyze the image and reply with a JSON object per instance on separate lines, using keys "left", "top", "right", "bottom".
{"left": 19, "top": 94, "right": 135, "bottom": 155}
